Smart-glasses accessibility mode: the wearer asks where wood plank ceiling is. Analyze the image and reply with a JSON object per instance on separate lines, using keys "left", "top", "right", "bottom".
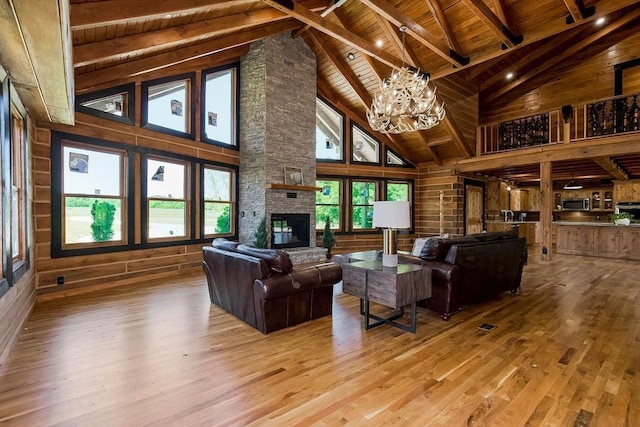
{"left": 70, "top": 0, "right": 640, "bottom": 180}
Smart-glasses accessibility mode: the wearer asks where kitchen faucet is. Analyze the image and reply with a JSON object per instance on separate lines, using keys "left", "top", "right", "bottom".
{"left": 503, "top": 210, "right": 514, "bottom": 222}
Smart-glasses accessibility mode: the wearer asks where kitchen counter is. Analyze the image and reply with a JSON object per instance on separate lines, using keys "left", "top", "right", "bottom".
{"left": 554, "top": 221, "right": 640, "bottom": 227}
{"left": 555, "top": 222, "right": 640, "bottom": 259}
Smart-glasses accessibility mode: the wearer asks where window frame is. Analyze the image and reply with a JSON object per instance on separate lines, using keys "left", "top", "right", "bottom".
{"left": 350, "top": 122, "right": 382, "bottom": 166}
{"left": 0, "top": 76, "right": 31, "bottom": 295}
{"left": 201, "top": 163, "right": 237, "bottom": 239}
{"left": 350, "top": 179, "right": 378, "bottom": 231}
{"left": 76, "top": 83, "right": 136, "bottom": 125}
{"left": 59, "top": 141, "right": 128, "bottom": 250}
{"left": 315, "top": 178, "right": 344, "bottom": 232}
{"left": 141, "top": 73, "right": 196, "bottom": 140}
{"left": 200, "top": 64, "right": 240, "bottom": 150}
{"left": 315, "top": 96, "right": 346, "bottom": 163}
{"left": 384, "top": 147, "right": 415, "bottom": 168}
{"left": 384, "top": 179, "right": 415, "bottom": 234}
{"left": 144, "top": 155, "right": 191, "bottom": 243}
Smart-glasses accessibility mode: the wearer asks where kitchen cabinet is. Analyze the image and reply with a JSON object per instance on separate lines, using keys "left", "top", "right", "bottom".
{"left": 518, "top": 222, "right": 538, "bottom": 246}
{"left": 556, "top": 225, "right": 595, "bottom": 255}
{"left": 486, "top": 180, "right": 509, "bottom": 215}
{"left": 595, "top": 227, "right": 640, "bottom": 259}
{"left": 614, "top": 180, "right": 640, "bottom": 203}
{"left": 510, "top": 189, "right": 530, "bottom": 211}
{"left": 527, "top": 188, "right": 540, "bottom": 211}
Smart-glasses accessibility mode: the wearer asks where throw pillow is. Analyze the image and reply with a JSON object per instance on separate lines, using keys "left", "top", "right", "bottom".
{"left": 419, "top": 237, "right": 448, "bottom": 261}
{"left": 411, "top": 238, "right": 429, "bottom": 257}
{"left": 236, "top": 245, "right": 294, "bottom": 274}
{"left": 212, "top": 238, "right": 239, "bottom": 252}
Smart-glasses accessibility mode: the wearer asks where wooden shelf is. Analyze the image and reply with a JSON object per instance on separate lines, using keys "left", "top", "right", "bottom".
{"left": 266, "top": 183, "right": 321, "bottom": 192}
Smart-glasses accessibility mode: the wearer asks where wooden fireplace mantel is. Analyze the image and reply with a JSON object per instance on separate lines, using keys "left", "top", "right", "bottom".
{"left": 266, "top": 183, "right": 321, "bottom": 192}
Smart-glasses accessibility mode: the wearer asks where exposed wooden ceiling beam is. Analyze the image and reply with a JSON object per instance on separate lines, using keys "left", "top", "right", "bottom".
{"left": 306, "top": 31, "right": 372, "bottom": 108}
{"left": 325, "top": 11, "right": 442, "bottom": 166}
{"left": 441, "top": 112, "right": 473, "bottom": 158}
{"left": 492, "top": 0, "right": 511, "bottom": 29}
{"left": 593, "top": 157, "right": 629, "bottom": 180}
{"left": 483, "top": 9, "right": 640, "bottom": 103}
{"left": 424, "top": 0, "right": 463, "bottom": 53}
{"left": 74, "top": 6, "right": 327, "bottom": 67}
{"left": 460, "top": 0, "right": 523, "bottom": 48}
{"left": 75, "top": 21, "right": 294, "bottom": 92}
{"left": 292, "top": 0, "right": 348, "bottom": 38}
{"left": 479, "top": 30, "right": 578, "bottom": 92}
{"left": 372, "top": 13, "right": 419, "bottom": 68}
{"left": 263, "top": 0, "right": 404, "bottom": 69}
{"left": 428, "top": 0, "right": 640, "bottom": 82}
{"left": 71, "top": 0, "right": 258, "bottom": 30}
{"left": 563, "top": 0, "right": 596, "bottom": 24}
{"left": 358, "top": 0, "right": 469, "bottom": 67}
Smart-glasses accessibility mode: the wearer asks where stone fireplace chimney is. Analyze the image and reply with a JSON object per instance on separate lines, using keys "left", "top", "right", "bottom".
{"left": 238, "top": 33, "right": 317, "bottom": 248}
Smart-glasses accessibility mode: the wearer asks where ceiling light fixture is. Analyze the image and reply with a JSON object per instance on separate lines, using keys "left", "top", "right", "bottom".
{"left": 367, "top": 26, "right": 445, "bottom": 134}
{"left": 595, "top": 16, "right": 606, "bottom": 26}
{"left": 506, "top": 72, "right": 514, "bottom": 80}
{"left": 564, "top": 180, "right": 583, "bottom": 190}
{"left": 347, "top": 52, "right": 356, "bottom": 61}
{"left": 376, "top": 39, "right": 384, "bottom": 47}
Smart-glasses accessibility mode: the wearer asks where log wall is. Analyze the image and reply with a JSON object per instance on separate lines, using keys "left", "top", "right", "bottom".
{"left": 34, "top": 110, "right": 240, "bottom": 301}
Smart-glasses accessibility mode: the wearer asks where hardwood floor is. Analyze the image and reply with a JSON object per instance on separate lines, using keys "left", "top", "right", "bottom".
{"left": 0, "top": 254, "right": 639, "bottom": 426}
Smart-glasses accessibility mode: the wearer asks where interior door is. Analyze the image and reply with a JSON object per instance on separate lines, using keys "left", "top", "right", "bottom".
{"left": 465, "top": 184, "right": 484, "bottom": 235}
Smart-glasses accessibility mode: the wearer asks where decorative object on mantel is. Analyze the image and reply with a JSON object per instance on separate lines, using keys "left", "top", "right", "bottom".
{"left": 284, "top": 166, "right": 303, "bottom": 186}
{"left": 253, "top": 217, "right": 268, "bottom": 248}
{"left": 321, "top": 216, "right": 336, "bottom": 259}
{"left": 612, "top": 212, "right": 633, "bottom": 226}
{"left": 366, "top": 26, "right": 445, "bottom": 134}
{"left": 373, "top": 201, "right": 411, "bottom": 267}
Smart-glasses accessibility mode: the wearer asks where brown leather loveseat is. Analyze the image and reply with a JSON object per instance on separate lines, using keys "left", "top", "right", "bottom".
{"left": 400, "top": 231, "right": 527, "bottom": 320}
{"left": 202, "top": 239, "right": 342, "bottom": 333}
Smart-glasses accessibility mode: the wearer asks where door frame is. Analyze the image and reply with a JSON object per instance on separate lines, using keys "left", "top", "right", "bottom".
{"left": 463, "top": 178, "right": 486, "bottom": 235}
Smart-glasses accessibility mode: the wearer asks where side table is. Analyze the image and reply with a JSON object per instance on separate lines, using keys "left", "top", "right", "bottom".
{"left": 342, "top": 260, "right": 431, "bottom": 333}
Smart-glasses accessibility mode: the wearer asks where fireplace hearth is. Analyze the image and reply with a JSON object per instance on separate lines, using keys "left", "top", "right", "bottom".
{"left": 271, "top": 214, "right": 310, "bottom": 249}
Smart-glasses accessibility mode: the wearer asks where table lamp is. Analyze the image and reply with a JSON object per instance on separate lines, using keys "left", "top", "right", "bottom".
{"left": 373, "top": 201, "right": 410, "bottom": 267}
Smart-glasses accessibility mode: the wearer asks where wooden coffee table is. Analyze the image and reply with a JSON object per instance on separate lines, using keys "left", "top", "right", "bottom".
{"left": 341, "top": 260, "right": 431, "bottom": 333}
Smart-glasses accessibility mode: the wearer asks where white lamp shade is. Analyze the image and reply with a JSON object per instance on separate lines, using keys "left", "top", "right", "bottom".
{"left": 373, "top": 201, "right": 411, "bottom": 229}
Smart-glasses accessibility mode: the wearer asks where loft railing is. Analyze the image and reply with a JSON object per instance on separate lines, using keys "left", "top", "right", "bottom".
{"left": 479, "top": 92, "right": 640, "bottom": 155}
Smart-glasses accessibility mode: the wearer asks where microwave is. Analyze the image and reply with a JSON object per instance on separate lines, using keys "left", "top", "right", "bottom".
{"left": 562, "top": 198, "right": 590, "bottom": 211}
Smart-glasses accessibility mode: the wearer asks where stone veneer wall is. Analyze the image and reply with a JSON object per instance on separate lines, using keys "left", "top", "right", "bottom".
{"left": 239, "top": 33, "right": 317, "bottom": 247}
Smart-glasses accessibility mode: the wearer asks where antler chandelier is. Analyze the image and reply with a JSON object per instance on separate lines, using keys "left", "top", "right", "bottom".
{"left": 366, "top": 26, "right": 445, "bottom": 134}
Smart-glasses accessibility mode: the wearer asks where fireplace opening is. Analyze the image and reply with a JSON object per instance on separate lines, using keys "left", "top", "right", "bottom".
{"left": 271, "top": 213, "right": 310, "bottom": 249}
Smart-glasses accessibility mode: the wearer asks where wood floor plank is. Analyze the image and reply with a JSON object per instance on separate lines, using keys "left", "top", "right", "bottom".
{"left": 1, "top": 253, "right": 640, "bottom": 425}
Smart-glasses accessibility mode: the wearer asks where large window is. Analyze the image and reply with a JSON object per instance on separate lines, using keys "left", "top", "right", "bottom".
{"left": 316, "top": 98, "right": 344, "bottom": 161}
{"left": 146, "top": 157, "right": 189, "bottom": 240}
{"left": 351, "top": 181, "right": 376, "bottom": 230}
{"left": 11, "top": 107, "right": 26, "bottom": 261}
{"left": 202, "top": 65, "right": 238, "bottom": 147}
{"left": 62, "top": 144, "right": 126, "bottom": 247}
{"left": 351, "top": 124, "right": 381, "bottom": 164}
{"left": 203, "top": 166, "right": 235, "bottom": 237}
{"left": 315, "top": 180, "right": 342, "bottom": 231}
{"left": 0, "top": 76, "right": 31, "bottom": 295}
{"left": 142, "top": 74, "right": 195, "bottom": 139}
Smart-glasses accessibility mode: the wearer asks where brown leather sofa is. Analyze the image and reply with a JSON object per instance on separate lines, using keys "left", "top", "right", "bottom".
{"left": 400, "top": 231, "right": 527, "bottom": 320}
{"left": 202, "top": 239, "right": 342, "bottom": 333}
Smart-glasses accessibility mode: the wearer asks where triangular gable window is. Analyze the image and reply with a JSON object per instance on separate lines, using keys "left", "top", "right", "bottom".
{"left": 385, "top": 148, "right": 414, "bottom": 168}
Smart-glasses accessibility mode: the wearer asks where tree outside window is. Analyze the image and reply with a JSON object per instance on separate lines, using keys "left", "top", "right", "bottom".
{"left": 316, "top": 180, "right": 341, "bottom": 230}
{"left": 352, "top": 181, "right": 376, "bottom": 229}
